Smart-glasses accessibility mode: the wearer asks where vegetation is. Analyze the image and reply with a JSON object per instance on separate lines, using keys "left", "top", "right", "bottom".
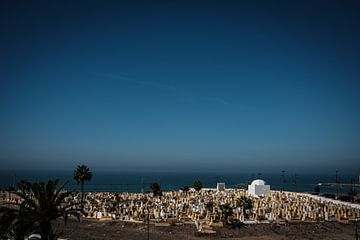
{"left": 0, "top": 205, "right": 34, "bottom": 240}
{"left": 180, "top": 186, "right": 190, "bottom": 195}
{"left": 236, "top": 196, "right": 253, "bottom": 219}
{"left": 0, "top": 179, "right": 81, "bottom": 240}
{"left": 73, "top": 164, "right": 93, "bottom": 207}
{"left": 205, "top": 201, "right": 214, "bottom": 213}
{"left": 150, "top": 182, "right": 162, "bottom": 196}
{"left": 193, "top": 180, "right": 203, "bottom": 191}
{"left": 220, "top": 203, "right": 233, "bottom": 224}
{"left": 348, "top": 188, "right": 356, "bottom": 202}
{"left": 314, "top": 185, "right": 321, "bottom": 193}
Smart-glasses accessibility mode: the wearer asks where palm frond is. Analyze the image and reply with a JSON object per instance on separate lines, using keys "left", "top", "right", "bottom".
{"left": 1, "top": 178, "right": 83, "bottom": 240}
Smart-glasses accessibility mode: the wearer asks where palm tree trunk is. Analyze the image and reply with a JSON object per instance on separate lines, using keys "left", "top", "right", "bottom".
{"left": 40, "top": 221, "right": 52, "bottom": 240}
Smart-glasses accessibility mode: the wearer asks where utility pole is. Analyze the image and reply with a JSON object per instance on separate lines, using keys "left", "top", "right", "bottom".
{"left": 141, "top": 178, "right": 144, "bottom": 194}
{"left": 335, "top": 170, "right": 339, "bottom": 199}
{"left": 12, "top": 172, "right": 16, "bottom": 189}
{"left": 281, "top": 170, "right": 286, "bottom": 191}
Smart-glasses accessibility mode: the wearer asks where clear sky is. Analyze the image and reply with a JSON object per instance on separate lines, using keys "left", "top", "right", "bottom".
{"left": 0, "top": 0, "right": 359, "bottom": 174}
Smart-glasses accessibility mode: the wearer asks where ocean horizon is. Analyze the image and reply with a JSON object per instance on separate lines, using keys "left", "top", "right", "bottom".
{"left": 1, "top": 170, "right": 358, "bottom": 195}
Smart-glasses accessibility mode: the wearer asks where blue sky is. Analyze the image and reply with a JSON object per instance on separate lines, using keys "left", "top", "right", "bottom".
{"left": 0, "top": 0, "right": 359, "bottom": 174}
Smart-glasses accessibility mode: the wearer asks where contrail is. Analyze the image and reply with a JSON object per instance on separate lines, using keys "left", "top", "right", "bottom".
{"left": 95, "top": 72, "right": 230, "bottom": 106}
{"left": 95, "top": 73, "right": 181, "bottom": 91}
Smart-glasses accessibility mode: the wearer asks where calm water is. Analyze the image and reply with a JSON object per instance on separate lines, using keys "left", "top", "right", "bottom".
{"left": 0, "top": 170, "right": 358, "bottom": 195}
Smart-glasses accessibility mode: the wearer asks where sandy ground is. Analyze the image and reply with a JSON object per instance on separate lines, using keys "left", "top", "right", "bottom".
{"left": 54, "top": 219, "right": 359, "bottom": 240}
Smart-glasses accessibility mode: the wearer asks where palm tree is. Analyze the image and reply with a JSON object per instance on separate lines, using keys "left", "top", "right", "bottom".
{"left": 0, "top": 179, "right": 80, "bottom": 240}
{"left": 0, "top": 204, "right": 34, "bottom": 240}
{"left": 73, "top": 164, "right": 92, "bottom": 206}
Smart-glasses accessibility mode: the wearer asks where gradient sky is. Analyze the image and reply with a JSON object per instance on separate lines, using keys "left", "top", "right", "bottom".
{"left": 1, "top": 0, "right": 360, "bottom": 174}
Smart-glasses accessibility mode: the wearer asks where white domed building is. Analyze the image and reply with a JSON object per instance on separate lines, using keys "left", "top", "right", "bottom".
{"left": 248, "top": 179, "right": 270, "bottom": 197}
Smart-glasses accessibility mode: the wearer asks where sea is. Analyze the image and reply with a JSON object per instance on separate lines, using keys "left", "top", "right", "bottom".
{"left": 0, "top": 170, "right": 359, "bottom": 195}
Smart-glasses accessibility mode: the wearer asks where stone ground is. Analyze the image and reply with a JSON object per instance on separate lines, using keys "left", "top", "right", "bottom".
{"left": 54, "top": 219, "right": 360, "bottom": 240}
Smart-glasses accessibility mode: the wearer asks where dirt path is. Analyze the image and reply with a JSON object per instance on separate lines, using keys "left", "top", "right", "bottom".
{"left": 54, "top": 219, "right": 359, "bottom": 240}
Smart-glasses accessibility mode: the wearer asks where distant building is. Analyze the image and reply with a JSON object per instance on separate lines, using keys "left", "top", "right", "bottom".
{"left": 248, "top": 179, "right": 270, "bottom": 197}
{"left": 217, "top": 182, "right": 225, "bottom": 191}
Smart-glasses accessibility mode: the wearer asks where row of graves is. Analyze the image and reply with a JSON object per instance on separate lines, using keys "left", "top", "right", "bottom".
{"left": 71, "top": 188, "right": 360, "bottom": 233}
{"left": 2, "top": 186, "right": 360, "bottom": 227}
{"left": 253, "top": 191, "right": 360, "bottom": 223}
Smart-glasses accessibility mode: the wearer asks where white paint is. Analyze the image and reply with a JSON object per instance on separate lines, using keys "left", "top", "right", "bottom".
{"left": 248, "top": 179, "right": 270, "bottom": 197}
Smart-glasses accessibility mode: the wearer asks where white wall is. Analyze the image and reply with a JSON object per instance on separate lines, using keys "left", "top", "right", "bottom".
{"left": 248, "top": 184, "right": 270, "bottom": 197}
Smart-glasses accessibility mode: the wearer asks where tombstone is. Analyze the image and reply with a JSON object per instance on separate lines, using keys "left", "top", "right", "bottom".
{"left": 194, "top": 220, "right": 199, "bottom": 230}
{"left": 240, "top": 213, "right": 245, "bottom": 222}
{"left": 324, "top": 212, "right": 329, "bottom": 221}
{"left": 268, "top": 212, "right": 274, "bottom": 221}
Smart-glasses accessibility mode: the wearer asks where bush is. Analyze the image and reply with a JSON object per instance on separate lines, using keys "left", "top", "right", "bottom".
{"left": 150, "top": 182, "right": 162, "bottom": 196}
{"left": 193, "top": 180, "right": 203, "bottom": 191}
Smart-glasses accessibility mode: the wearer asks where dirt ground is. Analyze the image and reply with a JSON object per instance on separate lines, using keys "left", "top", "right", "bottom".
{"left": 54, "top": 219, "right": 359, "bottom": 240}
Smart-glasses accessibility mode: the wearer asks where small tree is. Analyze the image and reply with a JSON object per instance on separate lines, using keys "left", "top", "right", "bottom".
{"left": 193, "top": 180, "right": 203, "bottom": 192}
{"left": 180, "top": 186, "right": 190, "bottom": 195}
{"left": 205, "top": 201, "right": 214, "bottom": 213}
{"left": 314, "top": 185, "right": 321, "bottom": 193}
{"left": 348, "top": 188, "right": 356, "bottom": 202}
{"left": 236, "top": 196, "right": 253, "bottom": 219}
{"left": 150, "top": 182, "right": 162, "bottom": 196}
{"left": 220, "top": 203, "right": 233, "bottom": 224}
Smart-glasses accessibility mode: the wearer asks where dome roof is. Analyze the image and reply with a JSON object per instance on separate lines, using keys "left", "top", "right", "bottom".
{"left": 251, "top": 179, "right": 266, "bottom": 186}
